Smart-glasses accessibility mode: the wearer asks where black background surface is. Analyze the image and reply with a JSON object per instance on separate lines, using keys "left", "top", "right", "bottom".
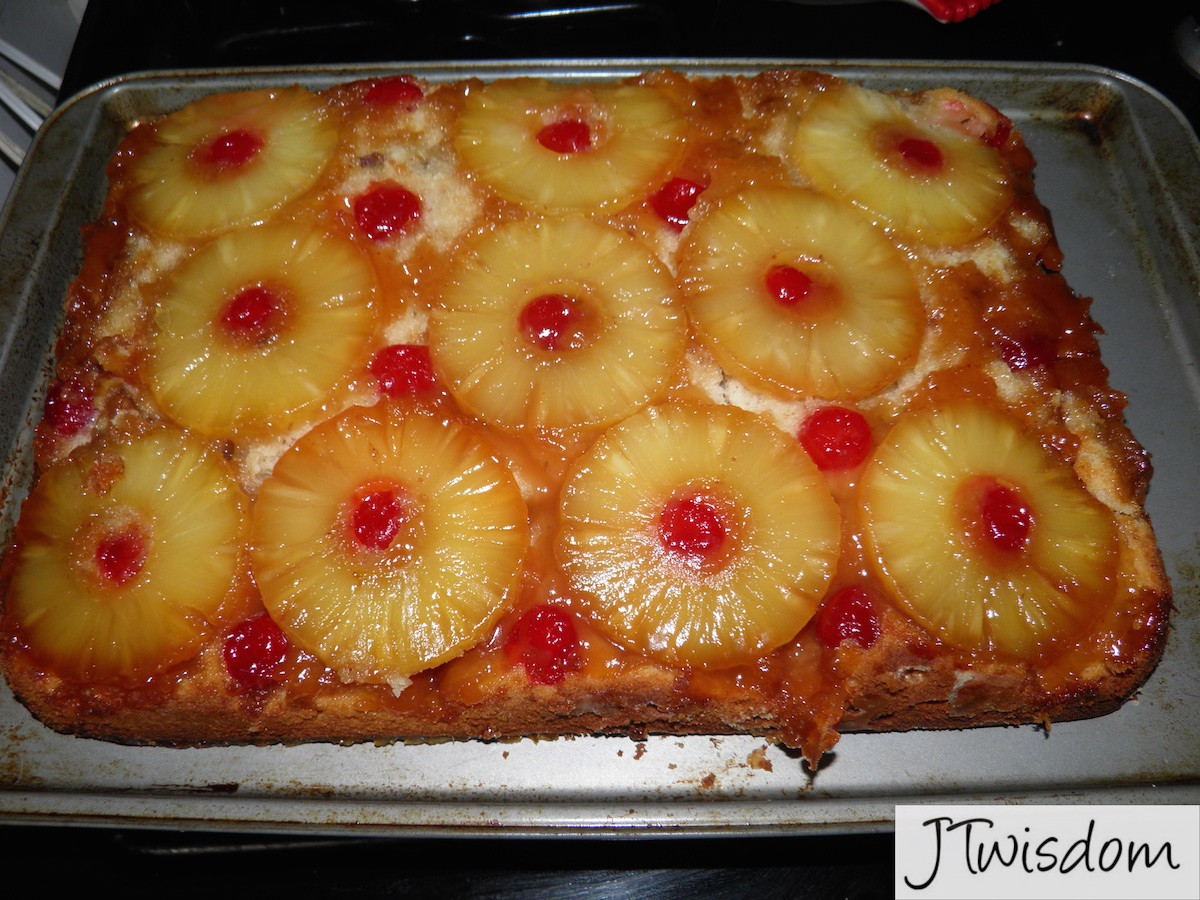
{"left": 6, "top": 1, "right": 1199, "bottom": 896}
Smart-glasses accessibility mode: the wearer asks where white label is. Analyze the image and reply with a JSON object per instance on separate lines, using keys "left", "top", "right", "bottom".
{"left": 895, "top": 804, "right": 1200, "bottom": 899}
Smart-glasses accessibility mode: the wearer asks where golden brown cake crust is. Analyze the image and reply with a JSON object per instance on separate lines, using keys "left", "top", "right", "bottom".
{"left": 0, "top": 68, "right": 1172, "bottom": 767}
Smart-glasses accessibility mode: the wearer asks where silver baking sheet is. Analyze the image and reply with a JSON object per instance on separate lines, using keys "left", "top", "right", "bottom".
{"left": 0, "top": 59, "right": 1197, "bottom": 837}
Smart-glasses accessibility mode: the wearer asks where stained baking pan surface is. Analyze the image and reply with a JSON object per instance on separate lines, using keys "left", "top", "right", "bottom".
{"left": 0, "top": 60, "right": 1197, "bottom": 836}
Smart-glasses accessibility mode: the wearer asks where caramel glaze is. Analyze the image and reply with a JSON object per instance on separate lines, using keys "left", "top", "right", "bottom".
{"left": 0, "top": 70, "right": 1170, "bottom": 765}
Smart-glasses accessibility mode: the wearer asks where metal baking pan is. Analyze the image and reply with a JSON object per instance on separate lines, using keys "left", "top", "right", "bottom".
{"left": 1, "top": 59, "right": 1198, "bottom": 837}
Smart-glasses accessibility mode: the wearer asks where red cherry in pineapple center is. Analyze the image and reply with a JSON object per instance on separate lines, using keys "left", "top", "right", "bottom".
{"left": 978, "top": 480, "right": 1033, "bottom": 554}
{"left": 219, "top": 285, "right": 285, "bottom": 346}
{"left": 95, "top": 527, "right": 147, "bottom": 586}
{"left": 896, "top": 135, "right": 944, "bottom": 175}
{"left": 765, "top": 264, "right": 813, "bottom": 307}
{"left": 659, "top": 494, "right": 727, "bottom": 562}
{"left": 350, "top": 488, "right": 409, "bottom": 551}
{"left": 519, "top": 293, "right": 587, "bottom": 352}
{"left": 537, "top": 119, "right": 592, "bottom": 154}
{"left": 197, "top": 128, "right": 264, "bottom": 171}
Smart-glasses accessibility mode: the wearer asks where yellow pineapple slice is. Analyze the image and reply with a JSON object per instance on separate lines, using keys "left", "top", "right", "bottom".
{"left": 558, "top": 402, "right": 840, "bottom": 668}
{"left": 790, "top": 84, "right": 1011, "bottom": 245}
{"left": 861, "top": 403, "right": 1120, "bottom": 659}
{"left": 455, "top": 78, "right": 685, "bottom": 212}
{"left": 128, "top": 86, "right": 340, "bottom": 239}
{"left": 429, "top": 215, "right": 686, "bottom": 432}
{"left": 251, "top": 403, "right": 529, "bottom": 688}
{"left": 6, "top": 427, "right": 249, "bottom": 682}
{"left": 147, "top": 220, "right": 379, "bottom": 439}
{"left": 679, "top": 185, "right": 923, "bottom": 400}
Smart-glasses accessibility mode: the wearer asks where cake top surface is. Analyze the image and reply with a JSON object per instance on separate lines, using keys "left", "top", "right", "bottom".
{"left": 0, "top": 66, "right": 1188, "bottom": 814}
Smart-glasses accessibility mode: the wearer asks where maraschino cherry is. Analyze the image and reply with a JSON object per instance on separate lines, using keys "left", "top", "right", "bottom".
{"left": 224, "top": 613, "right": 290, "bottom": 691}
{"left": 815, "top": 585, "right": 881, "bottom": 649}
{"left": 505, "top": 605, "right": 581, "bottom": 685}
{"left": 799, "top": 406, "right": 873, "bottom": 471}
{"left": 369, "top": 344, "right": 437, "bottom": 396}
{"left": 537, "top": 119, "right": 592, "bottom": 154}
{"left": 350, "top": 488, "right": 408, "bottom": 551}
{"left": 659, "top": 494, "right": 727, "bottom": 563}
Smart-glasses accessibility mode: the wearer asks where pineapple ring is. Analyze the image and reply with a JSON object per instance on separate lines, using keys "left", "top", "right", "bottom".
{"left": 558, "top": 402, "right": 841, "bottom": 669}
{"left": 861, "top": 403, "right": 1120, "bottom": 660}
{"left": 251, "top": 403, "right": 529, "bottom": 687}
{"left": 790, "top": 85, "right": 1011, "bottom": 245}
{"left": 148, "top": 221, "right": 379, "bottom": 439}
{"left": 128, "top": 86, "right": 340, "bottom": 239}
{"left": 455, "top": 78, "right": 686, "bottom": 212}
{"left": 679, "top": 185, "right": 924, "bottom": 401}
{"left": 7, "top": 427, "right": 249, "bottom": 682}
{"left": 429, "top": 215, "right": 687, "bottom": 432}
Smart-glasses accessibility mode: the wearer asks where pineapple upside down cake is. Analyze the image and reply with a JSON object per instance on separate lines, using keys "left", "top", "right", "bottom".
{"left": 0, "top": 68, "right": 1171, "bottom": 767}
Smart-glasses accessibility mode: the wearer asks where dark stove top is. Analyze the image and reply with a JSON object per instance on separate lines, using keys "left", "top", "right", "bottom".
{"left": 16, "top": 0, "right": 1198, "bottom": 895}
{"left": 59, "top": 0, "right": 1200, "bottom": 131}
